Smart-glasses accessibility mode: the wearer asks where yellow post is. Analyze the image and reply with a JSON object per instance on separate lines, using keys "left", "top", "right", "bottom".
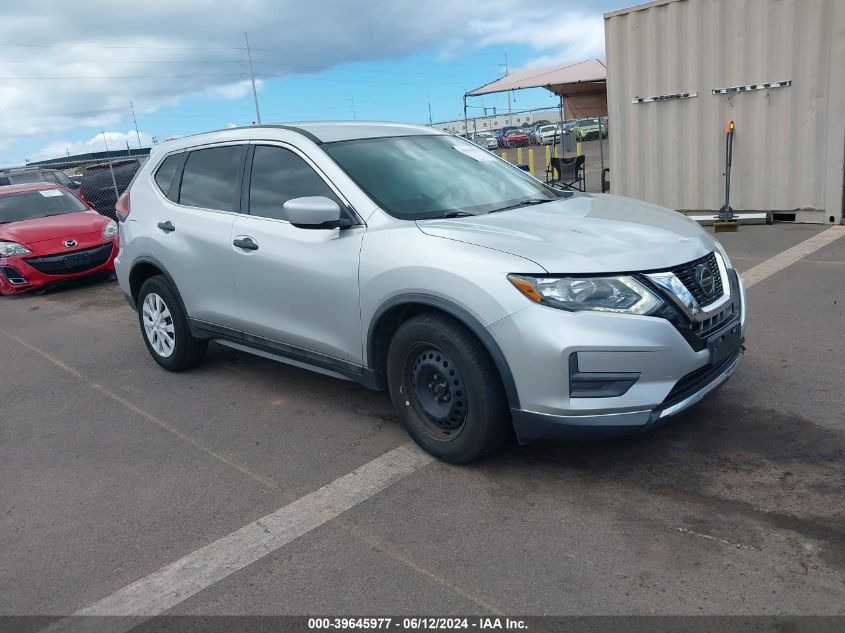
{"left": 554, "top": 146, "right": 559, "bottom": 158}
{"left": 545, "top": 145, "right": 551, "bottom": 167}
{"left": 576, "top": 142, "right": 583, "bottom": 156}
{"left": 501, "top": 152, "right": 507, "bottom": 160}
{"left": 516, "top": 148, "right": 523, "bottom": 164}
{"left": 528, "top": 149, "right": 535, "bottom": 175}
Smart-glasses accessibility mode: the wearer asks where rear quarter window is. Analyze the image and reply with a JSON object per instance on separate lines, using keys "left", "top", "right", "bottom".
{"left": 153, "top": 154, "right": 182, "bottom": 200}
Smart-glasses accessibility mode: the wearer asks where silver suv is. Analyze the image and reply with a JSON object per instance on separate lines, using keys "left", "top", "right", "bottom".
{"left": 115, "top": 122, "right": 746, "bottom": 463}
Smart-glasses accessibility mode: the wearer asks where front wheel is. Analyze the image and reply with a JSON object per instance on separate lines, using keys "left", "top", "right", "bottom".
{"left": 386, "top": 314, "right": 511, "bottom": 463}
{"left": 137, "top": 276, "right": 207, "bottom": 371}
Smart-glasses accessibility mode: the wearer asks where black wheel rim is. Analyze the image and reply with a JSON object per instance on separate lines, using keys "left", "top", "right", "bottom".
{"left": 408, "top": 346, "right": 467, "bottom": 440}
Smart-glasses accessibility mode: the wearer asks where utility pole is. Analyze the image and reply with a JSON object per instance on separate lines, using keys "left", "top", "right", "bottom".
{"left": 427, "top": 95, "right": 433, "bottom": 124}
{"left": 129, "top": 101, "right": 142, "bottom": 148}
{"left": 244, "top": 32, "right": 261, "bottom": 124}
{"left": 350, "top": 95, "right": 357, "bottom": 120}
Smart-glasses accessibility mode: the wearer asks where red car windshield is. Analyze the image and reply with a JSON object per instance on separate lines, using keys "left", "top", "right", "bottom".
{"left": 0, "top": 189, "right": 87, "bottom": 224}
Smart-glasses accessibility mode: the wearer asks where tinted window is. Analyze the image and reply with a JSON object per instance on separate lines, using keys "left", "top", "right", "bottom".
{"left": 179, "top": 146, "right": 245, "bottom": 211}
{"left": 9, "top": 172, "right": 43, "bottom": 184}
{"left": 54, "top": 172, "right": 74, "bottom": 187}
{"left": 248, "top": 145, "right": 340, "bottom": 220}
{"left": 0, "top": 189, "right": 87, "bottom": 224}
{"left": 81, "top": 161, "right": 142, "bottom": 215}
{"left": 154, "top": 154, "right": 181, "bottom": 199}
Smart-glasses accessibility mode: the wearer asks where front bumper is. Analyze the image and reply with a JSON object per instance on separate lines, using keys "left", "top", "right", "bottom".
{"left": 510, "top": 347, "right": 742, "bottom": 442}
{"left": 487, "top": 270, "right": 746, "bottom": 444}
{"left": 0, "top": 239, "right": 117, "bottom": 295}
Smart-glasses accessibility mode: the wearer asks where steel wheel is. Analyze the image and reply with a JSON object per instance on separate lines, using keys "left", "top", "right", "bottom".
{"left": 142, "top": 292, "right": 176, "bottom": 358}
{"left": 408, "top": 345, "right": 468, "bottom": 441}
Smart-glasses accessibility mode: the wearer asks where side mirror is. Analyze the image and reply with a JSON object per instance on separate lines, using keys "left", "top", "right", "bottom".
{"left": 283, "top": 196, "right": 349, "bottom": 229}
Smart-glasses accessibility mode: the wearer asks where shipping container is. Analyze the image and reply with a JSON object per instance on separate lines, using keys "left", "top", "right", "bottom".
{"left": 604, "top": 0, "right": 844, "bottom": 223}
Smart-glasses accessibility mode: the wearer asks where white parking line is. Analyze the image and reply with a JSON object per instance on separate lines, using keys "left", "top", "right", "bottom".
{"left": 741, "top": 225, "right": 844, "bottom": 289}
{"left": 43, "top": 443, "right": 433, "bottom": 632}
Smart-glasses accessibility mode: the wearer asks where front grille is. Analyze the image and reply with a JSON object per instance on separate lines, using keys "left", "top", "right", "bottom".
{"left": 24, "top": 242, "right": 114, "bottom": 275}
{"left": 694, "top": 303, "right": 736, "bottom": 339}
{"left": 670, "top": 252, "right": 723, "bottom": 305}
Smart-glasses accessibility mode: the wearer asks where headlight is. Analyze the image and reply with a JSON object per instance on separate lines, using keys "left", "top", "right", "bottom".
{"left": 0, "top": 241, "right": 32, "bottom": 257}
{"left": 102, "top": 219, "right": 118, "bottom": 239}
{"left": 508, "top": 274, "right": 663, "bottom": 315}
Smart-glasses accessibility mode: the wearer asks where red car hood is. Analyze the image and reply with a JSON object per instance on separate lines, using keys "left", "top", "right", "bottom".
{"left": 0, "top": 211, "right": 108, "bottom": 246}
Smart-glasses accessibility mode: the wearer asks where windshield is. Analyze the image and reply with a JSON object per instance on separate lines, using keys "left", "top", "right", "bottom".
{"left": 0, "top": 189, "right": 87, "bottom": 223}
{"left": 323, "top": 135, "right": 567, "bottom": 220}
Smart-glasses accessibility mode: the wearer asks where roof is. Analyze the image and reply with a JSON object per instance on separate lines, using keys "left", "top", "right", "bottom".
{"left": 162, "top": 121, "right": 445, "bottom": 151}
{"left": 604, "top": 0, "right": 683, "bottom": 19}
{"left": 465, "top": 59, "right": 606, "bottom": 98}
{"left": 0, "top": 182, "right": 62, "bottom": 195}
{"left": 286, "top": 121, "right": 443, "bottom": 143}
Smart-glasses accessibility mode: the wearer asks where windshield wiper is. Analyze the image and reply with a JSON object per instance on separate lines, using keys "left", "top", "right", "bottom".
{"left": 439, "top": 211, "right": 474, "bottom": 218}
{"left": 488, "top": 198, "right": 551, "bottom": 214}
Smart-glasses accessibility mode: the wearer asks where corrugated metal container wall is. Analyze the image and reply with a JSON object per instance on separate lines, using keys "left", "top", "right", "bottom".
{"left": 604, "top": 0, "right": 845, "bottom": 222}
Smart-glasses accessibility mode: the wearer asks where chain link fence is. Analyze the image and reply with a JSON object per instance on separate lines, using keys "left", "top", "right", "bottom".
{"left": 450, "top": 113, "right": 610, "bottom": 194}
{"left": 0, "top": 156, "right": 147, "bottom": 220}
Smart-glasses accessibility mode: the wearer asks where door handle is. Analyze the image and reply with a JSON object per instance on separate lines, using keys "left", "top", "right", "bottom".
{"left": 233, "top": 237, "right": 259, "bottom": 251}
{"left": 157, "top": 221, "right": 175, "bottom": 233}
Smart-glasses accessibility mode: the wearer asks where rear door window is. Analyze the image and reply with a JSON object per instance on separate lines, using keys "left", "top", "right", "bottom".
{"left": 179, "top": 146, "right": 246, "bottom": 212}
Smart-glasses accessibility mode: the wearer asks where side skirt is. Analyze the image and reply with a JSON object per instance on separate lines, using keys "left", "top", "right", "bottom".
{"left": 188, "top": 318, "right": 380, "bottom": 390}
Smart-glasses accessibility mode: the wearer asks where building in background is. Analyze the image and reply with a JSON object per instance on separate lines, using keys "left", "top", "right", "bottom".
{"left": 604, "top": 0, "right": 844, "bottom": 223}
{"left": 432, "top": 107, "right": 562, "bottom": 135}
{"left": 23, "top": 148, "right": 151, "bottom": 172}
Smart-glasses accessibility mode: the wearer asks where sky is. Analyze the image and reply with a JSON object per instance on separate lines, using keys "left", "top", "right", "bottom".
{"left": 0, "top": 0, "right": 631, "bottom": 166}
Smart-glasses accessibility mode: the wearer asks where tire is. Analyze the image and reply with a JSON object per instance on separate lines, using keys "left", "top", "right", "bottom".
{"left": 137, "top": 276, "right": 207, "bottom": 371}
{"left": 386, "top": 313, "right": 511, "bottom": 463}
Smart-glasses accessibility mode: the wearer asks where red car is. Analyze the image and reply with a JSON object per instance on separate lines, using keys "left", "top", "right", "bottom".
{"left": 502, "top": 129, "right": 530, "bottom": 148}
{"left": 0, "top": 182, "right": 118, "bottom": 295}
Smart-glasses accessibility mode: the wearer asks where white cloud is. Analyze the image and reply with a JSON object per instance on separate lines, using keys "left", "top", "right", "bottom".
{"left": 30, "top": 129, "right": 153, "bottom": 161}
{"left": 208, "top": 79, "right": 264, "bottom": 100}
{"left": 1, "top": 0, "right": 616, "bottom": 163}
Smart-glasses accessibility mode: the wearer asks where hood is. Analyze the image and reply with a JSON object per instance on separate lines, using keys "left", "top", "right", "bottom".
{"left": 0, "top": 211, "right": 108, "bottom": 246}
{"left": 416, "top": 194, "right": 715, "bottom": 273}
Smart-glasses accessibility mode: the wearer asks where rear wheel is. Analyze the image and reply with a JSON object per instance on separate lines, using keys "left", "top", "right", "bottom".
{"left": 386, "top": 313, "right": 511, "bottom": 463}
{"left": 137, "top": 276, "right": 206, "bottom": 371}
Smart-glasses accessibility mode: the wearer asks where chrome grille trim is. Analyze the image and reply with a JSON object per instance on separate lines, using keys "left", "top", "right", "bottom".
{"left": 645, "top": 251, "right": 731, "bottom": 322}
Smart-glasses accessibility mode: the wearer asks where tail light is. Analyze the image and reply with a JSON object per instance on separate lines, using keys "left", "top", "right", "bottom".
{"left": 115, "top": 191, "right": 131, "bottom": 222}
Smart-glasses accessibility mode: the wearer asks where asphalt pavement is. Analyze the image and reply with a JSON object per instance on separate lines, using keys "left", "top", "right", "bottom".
{"left": 1, "top": 223, "right": 843, "bottom": 624}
